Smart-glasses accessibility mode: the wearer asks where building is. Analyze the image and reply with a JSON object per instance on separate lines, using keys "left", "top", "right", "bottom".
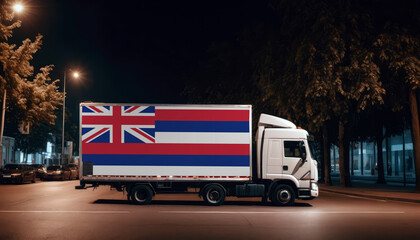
{"left": 330, "top": 128, "right": 415, "bottom": 183}
{"left": 1, "top": 136, "right": 15, "bottom": 167}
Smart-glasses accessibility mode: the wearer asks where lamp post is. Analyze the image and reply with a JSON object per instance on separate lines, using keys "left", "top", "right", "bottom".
{"left": 61, "top": 70, "right": 79, "bottom": 165}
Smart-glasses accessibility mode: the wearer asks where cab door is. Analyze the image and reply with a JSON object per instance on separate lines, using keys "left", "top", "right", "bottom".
{"left": 282, "top": 140, "right": 305, "bottom": 175}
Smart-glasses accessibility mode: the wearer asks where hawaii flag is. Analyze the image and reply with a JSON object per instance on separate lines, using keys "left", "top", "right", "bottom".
{"left": 81, "top": 104, "right": 252, "bottom": 177}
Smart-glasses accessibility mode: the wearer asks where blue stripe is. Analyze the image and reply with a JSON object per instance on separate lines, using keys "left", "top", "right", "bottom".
{"left": 155, "top": 121, "right": 249, "bottom": 133}
{"left": 83, "top": 154, "right": 250, "bottom": 167}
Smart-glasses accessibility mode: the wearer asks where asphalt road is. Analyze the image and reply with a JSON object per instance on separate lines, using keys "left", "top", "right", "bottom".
{"left": 0, "top": 180, "right": 419, "bottom": 240}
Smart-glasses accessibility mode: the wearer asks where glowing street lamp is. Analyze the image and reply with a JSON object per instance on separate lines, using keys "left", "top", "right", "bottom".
{"left": 13, "top": 3, "right": 24, "bottom": 13}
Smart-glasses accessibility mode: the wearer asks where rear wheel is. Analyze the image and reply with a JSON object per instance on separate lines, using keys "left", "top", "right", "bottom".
{"left": 203, "top": 184, "right": 225, "bottom": 206}
{"left": 271, "top": 184, "right": 295, "bottom": 206}
{"left": 130, "top": 185, "right": 153, "bottom": 205}
{"left": 31, "top": 174, "right": 36, "bottom": 183}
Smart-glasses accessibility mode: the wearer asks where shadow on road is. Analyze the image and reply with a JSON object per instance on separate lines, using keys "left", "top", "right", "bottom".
{"left": 92, "top": 199, "right": 312, "bottom": 207}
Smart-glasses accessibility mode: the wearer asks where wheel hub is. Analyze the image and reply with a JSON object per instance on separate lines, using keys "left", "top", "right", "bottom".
{"left": 278, "top": 190, "right": 291, "bottom": 203}
{"left": 208, "top": 190, "right": 221, "bottom": 203}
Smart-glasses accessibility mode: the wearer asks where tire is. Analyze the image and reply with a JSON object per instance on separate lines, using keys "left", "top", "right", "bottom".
{"left": 61, "top": 174, "right": 65, "bottom": 181}
{"left": 130, "top": 185, "right": 153, "bottom": 205}
{"left": 31, "top": 174, "right": 36, "bottom": 183}
{"left": 271, "top": 184, "right": 295, "bottom": 206}
{"left": 203, "top": 184, "right": 225, "bottom": 206}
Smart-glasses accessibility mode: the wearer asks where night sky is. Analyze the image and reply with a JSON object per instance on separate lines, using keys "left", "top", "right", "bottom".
{"left": 12, "top": 0, "right": 267, "bottom": 122}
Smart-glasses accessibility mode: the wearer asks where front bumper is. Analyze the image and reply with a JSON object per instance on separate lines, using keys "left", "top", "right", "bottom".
{"left": 0, "top": 175, "right": 22, "bottom": 183}
{"left": 311, "top": 182, "right": 319, "bottom": 197}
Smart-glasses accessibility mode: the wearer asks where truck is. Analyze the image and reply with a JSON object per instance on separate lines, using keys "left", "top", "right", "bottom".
{"left": 76, "top": 103, "right": 319, "bottom": 206}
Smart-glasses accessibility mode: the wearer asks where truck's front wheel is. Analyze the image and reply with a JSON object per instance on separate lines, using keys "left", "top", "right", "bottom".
{"left": 271, "top": 184, "right": 295, "bottom": 206}
{"left": 203, "top": 184, "right": 225, "bottom": 206}
{"left": 130, "top": 185, "right": 153, "bottom": 205}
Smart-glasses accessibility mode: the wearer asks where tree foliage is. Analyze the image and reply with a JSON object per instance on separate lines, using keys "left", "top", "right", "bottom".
{"left": 0, "top": 0, "right": 63, "bottom": 165}
{"left": 0, "top": 0, "right": 63, "bottom": 127}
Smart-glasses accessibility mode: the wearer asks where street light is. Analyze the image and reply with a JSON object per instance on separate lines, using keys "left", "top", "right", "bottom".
{"left": 61, "top": 70, "right": 79, "bottom": 165}
{"left": 12, "top": 3, "right": 24, "bottom": 13}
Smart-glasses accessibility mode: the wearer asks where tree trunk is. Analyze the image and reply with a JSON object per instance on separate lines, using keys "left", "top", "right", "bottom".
{"left": 376, "top": 118, "right": 386, "bottom": 184}
{"left": 409, "top": 88, "right": 420, "bottom": 192}
{"left": 338, "top": 120, "right": 351, "bottom": 187}
{"left": 323, "top": 122, "right": 332, "bottom": 185}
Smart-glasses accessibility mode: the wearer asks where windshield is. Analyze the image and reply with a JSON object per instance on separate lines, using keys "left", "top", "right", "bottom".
{"left": 4, "top": 164, "right": 22, "bottom": 170}
{"left": 47, "top": 166, "right": 61, "bottom": 171}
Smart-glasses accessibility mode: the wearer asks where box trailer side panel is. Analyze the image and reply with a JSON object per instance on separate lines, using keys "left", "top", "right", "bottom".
{"left": 80, "top": 103, "right": 252, "bottom": 182}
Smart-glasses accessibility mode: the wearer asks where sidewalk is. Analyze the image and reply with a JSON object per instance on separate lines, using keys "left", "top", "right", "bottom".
{"left": 319, "top": 178, "right": 420, "bottom": 203}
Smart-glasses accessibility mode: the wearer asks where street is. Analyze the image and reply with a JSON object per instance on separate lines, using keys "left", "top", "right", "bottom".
{"left": 0, "top": 180, "right": 419, "bottom": 240}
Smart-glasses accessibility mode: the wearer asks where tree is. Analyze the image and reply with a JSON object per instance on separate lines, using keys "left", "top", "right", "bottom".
{"left": 0, "top": 0, "right": 63, "bottom": 167}
{"left": 260, "top": 0, "right": 386, "bottom": 187}
{"left": 375, "top": 25, "right": 420, "bottom": 191}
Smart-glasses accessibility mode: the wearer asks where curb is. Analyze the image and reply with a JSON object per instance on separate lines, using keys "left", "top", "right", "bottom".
{"left": 321, "top": 188, "right": 420, "bottom": 204}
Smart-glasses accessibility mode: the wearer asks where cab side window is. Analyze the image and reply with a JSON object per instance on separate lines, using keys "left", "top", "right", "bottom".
{"left": 284, "top": 141, "right": 304, "bottom": 158}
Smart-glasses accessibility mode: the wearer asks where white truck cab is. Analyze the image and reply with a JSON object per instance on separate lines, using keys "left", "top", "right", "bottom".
{"left": 256, "top": 114, "right": 319, "bottom": 199}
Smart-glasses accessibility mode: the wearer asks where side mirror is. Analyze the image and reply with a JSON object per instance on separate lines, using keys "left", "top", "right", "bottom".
{"left": 299, "top": 141, "right": 307, "bottom": 161}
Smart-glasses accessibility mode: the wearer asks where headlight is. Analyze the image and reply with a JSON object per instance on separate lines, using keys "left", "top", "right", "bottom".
{"left": 311, "top": 182, "right": 318, "bottom": 191}
{"left": 11, "top": 173, "right": 21, "bottom": 176}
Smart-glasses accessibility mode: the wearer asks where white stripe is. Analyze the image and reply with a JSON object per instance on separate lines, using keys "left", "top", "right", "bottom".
{"left": 93, "top": 166, "right": 250, "bottom": 176}
{"left": 160, "top": 211, "right": 406, "bottom": 214}
{"left": 155, "top": 106, "right": 251, "bottom": 110}
{"left": 0, "top": 210, "right": 129, "bottom": 214}
{"left": 155, "top": 132, "right": 250, "bottom": 144}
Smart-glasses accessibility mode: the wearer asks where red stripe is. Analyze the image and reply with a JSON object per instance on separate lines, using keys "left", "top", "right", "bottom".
{"left": 83, "top": 143, "right": 250, "bottom": 155}
{"left": 83, "top": 128, "right": 109, "bottom": 143}
{"left": 82, "top": 115, "right": 155, "bottom": 125}
{"left": 155, "top": 109, "right": 249, "bottom": 121}
{"left": 125, "top": 106, "right": 140, "bottom": 113}
{"left": 90, "top": 106, "right": 103, "bottom": 113}
{"left": 131, "top": 128, "right": 155, "bottom": 143}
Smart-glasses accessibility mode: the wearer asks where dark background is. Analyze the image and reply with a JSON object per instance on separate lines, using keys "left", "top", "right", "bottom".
{"left": 12, "top": 0, "right": 268, "bottom": 121}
